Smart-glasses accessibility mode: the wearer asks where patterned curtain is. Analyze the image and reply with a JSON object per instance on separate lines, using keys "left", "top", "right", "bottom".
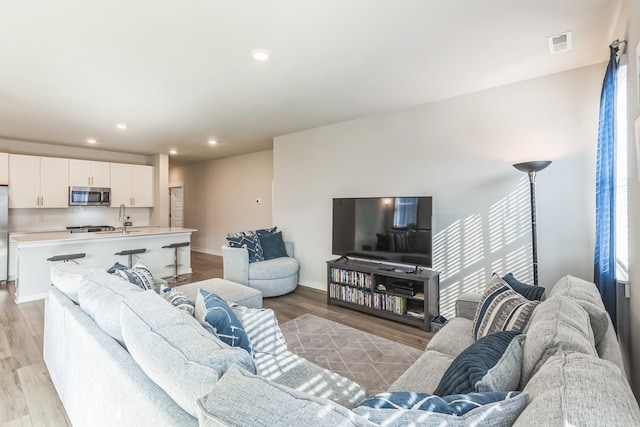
{"left": 594, "top": 45, "right": 619, "bottom": 329}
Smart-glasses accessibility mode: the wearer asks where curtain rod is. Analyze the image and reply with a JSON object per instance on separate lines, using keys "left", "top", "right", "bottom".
{"left": 610, "top": 39, "right": 627, "bottom": 49}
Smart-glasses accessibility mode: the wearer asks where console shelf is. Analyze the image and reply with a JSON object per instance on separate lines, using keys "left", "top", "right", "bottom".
{"left": 326, "top": 258, "right": 440, "bottom": 331}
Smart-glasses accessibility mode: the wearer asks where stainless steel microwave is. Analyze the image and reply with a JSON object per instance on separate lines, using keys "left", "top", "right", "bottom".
{"left": 69, "top": 187, "right": 111, "bottom": 206}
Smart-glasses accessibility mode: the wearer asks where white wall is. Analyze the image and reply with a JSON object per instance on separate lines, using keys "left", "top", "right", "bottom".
{"left": 169, "top": 150, "right": 273, "bottom": 254}
{"left": 274, "top": 64, "right": 603, "bottom": 317}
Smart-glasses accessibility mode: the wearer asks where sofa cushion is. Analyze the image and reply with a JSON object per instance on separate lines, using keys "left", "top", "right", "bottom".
{"left": 472, "top": 274, "right": 539, "bottom": 340}
{"left": 226, "top": 233, "right": 265, "bottom": 263}
{"left": 520, "top": 295, "right": 597, "bottom": 387}
{"left": 353, "top": 391, "right": 528, "bottom": 427}
{"left": 194, "top": 289, "right": 252, "bottom": 355}
{"left": 426, "top": 317, "right": 474, "bottom": 357}
{"left": 249, "top": 256, "right": 299, "bottom": 280}
{"left": 177, "top": 278, "right": 263, "bottom": 309}
{"left": 231, "top": 304, "right": 287, "bottom": 355}
{"left": 502, "top": 273, "right": 545, "bottom": 301}
{"left": 548, "top": 275, "right": 610, "bottom": 345}
{"left": 120, "top": 291, "right": 256, "bottom": 417}
{"left": 76, "top": 269, "right": 143, "bottom": 346}
{"left": 515, "top": 351, "right": 640, "bottom": 427}
{"left": 389, "top": 350, "right": 455, "bottom": 394}
{"left": 258, "top": 231, "right": 288, "bottom": 260}
{"left": 434, "top": 331, "right": 524, "bottom": 396}
{"left": 196, "top": 365, "right": 375, "bottom": 427}
{"left": 50, "top": 264, "right": 106, "bottom": 304}
{"left": 253, "top": 352, "right": 367, "bottom": 409}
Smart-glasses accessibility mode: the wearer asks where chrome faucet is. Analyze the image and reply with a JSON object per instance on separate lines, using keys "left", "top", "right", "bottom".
{"left": 118, "top": 203, "right": 128, "bottom": 234}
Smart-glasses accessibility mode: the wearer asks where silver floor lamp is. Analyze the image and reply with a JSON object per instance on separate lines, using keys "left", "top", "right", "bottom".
{"left": 513, "top": 160, "right": 552, "bottom": 286}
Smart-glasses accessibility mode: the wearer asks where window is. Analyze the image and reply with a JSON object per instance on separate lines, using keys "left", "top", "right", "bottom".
{"left": 393, "top": 197, "right": 418, "bottom": 228}
{"left": 615, "top": 57, "right": 628, "bottom": 280}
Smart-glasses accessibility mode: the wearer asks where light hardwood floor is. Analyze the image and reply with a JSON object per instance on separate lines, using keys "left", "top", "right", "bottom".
{"left": 0, "top": 251, "right": 433, "bottom": 426}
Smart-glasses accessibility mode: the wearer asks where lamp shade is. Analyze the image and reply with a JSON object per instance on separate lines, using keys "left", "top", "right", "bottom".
{"left": 513, "top": 161, "right": 552, "bottom": 173}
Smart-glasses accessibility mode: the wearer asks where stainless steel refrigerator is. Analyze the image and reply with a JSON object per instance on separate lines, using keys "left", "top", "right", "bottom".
{"left": 0, "top": 185, "right": 7, "bottom": 282}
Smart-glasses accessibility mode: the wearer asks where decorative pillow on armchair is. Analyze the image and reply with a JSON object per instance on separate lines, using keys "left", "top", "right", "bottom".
{"left": 226, "top": 233, "right": 265, "bottom": 263}
{"left": 258, "top": 231, "right": 288, "bottom": 260}
{"left": 472, "top": 274, "right": 539, "bottom": 341}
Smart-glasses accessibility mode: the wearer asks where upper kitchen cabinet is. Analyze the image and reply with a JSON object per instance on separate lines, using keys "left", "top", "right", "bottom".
{"left": 69, "top": 160, "right": 111, "bottom": 187}
{"left": 0, "top": 153, "right": 8, "bottom": 184}
{"left": 110, "top": 163, "right": 154, "bottom": 207}
{"left": 9, "top": 154, "right": 69, "bottom": 208}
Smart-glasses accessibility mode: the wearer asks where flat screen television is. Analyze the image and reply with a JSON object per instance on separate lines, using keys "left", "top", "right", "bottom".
{"left": 332, "top": 196, "right": 433, "bottom": 269}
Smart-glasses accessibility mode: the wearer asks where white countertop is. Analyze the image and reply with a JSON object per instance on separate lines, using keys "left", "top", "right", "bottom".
{"left": 12, "top": 227, "right": 197, "bottom": 244}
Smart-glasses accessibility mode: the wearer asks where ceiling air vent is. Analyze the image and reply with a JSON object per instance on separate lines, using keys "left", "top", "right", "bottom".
{"left": 547, "top": 31, "right": 572, "bottom": 54}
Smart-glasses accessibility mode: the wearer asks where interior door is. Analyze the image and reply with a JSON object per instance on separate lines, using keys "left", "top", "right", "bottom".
{"left": 170, "top": 186, "right": 184, "bottom": 227}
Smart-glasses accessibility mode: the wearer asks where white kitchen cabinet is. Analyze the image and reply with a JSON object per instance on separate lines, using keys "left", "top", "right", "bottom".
{"left": 0, "top": 153, "right": 8, "bottom": 185}
{"left": 9, "top": 154, "right": 69, "bottom": 208}
{"left": 110, "top": 163, "right": 154, "bottom": 207}
{"left": 69, "top": 159, "right": 111, "bottom": 187}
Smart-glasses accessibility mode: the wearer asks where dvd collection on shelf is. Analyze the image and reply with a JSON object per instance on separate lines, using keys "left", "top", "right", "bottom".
{"left": 329, "top": 267, "right": 423, "bottom": 317}
{"left": 329, "top": 267, "right": 372, "bottom": 289}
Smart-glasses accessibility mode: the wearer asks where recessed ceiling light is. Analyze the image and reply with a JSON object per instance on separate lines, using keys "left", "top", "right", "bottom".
{"left": 169, "top": 149, "right": 177, "bottom": 155}
{"left": 251, "top": 49, "right": 270, "bottom": 61}
{"left": 86, "top": 138, "right": 97, "bottom": 144}
{"left": 115, "top": 123, "right": 127, "bottom": 130}
{"left": 208, "top": 139, "right": 218, "bottom": 145}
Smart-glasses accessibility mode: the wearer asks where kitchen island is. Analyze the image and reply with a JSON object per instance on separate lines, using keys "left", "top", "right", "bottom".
{"left": 12, "top": 227, "right": 196, "bottom": 303}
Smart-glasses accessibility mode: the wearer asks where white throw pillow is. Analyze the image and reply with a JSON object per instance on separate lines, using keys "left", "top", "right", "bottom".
{"left": 231, "top": 304, "right": 288, "bottom": 355}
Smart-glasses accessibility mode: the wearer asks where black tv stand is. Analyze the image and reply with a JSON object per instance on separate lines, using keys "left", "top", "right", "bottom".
{"left": 327, "top": 258, "right": 440, "bottom": 331}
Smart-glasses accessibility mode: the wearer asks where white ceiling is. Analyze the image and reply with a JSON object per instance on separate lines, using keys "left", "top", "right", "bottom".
{"left": 0, "top": 0, "right": 627, "bottom": 166}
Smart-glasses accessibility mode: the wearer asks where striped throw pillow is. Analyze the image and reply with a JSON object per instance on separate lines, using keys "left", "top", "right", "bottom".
{"left": 472, "top": 274, "right": 539, "bottom": 341}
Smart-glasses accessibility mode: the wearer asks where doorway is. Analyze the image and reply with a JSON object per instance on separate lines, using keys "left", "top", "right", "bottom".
{"left": 169, "top": 186, "right": 184, "bottom": 227}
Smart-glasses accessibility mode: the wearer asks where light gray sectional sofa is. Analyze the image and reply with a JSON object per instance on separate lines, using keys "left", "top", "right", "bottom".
{"left": 389, "top": 274, "right": 640, "bottom": 426}
{"left": 43, "top": 266, "right": 365, "bottom": 427}
{"left": 43, "top": 265, "right": 640, "bottom": 426}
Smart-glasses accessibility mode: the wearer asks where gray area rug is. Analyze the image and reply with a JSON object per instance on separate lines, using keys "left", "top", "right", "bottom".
{"left": 279, "top": 313, "right": 424, "bottom": 395}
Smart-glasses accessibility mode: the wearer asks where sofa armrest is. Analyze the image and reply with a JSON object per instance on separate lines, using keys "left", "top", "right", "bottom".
{"left": 455, "top": 292, "right": 482, "bottom": 320}
{"left": 221, "top": 245, "right": 249, "bottom": 285}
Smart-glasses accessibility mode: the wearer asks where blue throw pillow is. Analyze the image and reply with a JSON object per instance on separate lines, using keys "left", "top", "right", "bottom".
{"left": 433, "top": 330, "right": 523, "bottom": 396}
{"left": 194, "top": 289, "right": 252, "bottom": 355}
{"left": 226, "top": 233, "right": 264, "bottom": 263}
{"left": 358, "top": 391, "right": 523, "bottom": 416}
{"left": 353, "top": 391, "right": 528, "bottom": 426}
{"left": 226, "top": 227, "right": 277, "bottom": 238}
{"left": 107, "top": 261, "right": 127, "bottom": 273}
{"left": 258, "top": 231, "right": 288, "bottom": 260}
{"left": 502, "top": 273, "right": 545, "bottom": 300}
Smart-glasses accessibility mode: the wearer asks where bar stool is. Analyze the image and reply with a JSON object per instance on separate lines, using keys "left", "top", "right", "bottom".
{"left": 47, "top": 253, "right": 86, "bottom": 263}
{"left": 114, "top": 248, "right": 147, "bottom": 268}
{"left": 162, "top": 242, "right": 190, "bottom": 283}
